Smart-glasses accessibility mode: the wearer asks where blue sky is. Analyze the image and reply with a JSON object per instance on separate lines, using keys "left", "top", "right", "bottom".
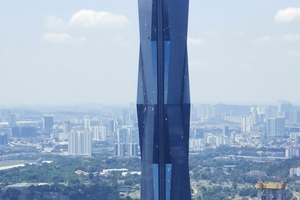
{"left": 0, "top": 1, "right": 300, "bottom": 106}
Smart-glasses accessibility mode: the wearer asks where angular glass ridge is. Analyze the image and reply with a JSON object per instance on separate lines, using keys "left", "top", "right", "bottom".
{"left": 137, "top": 0, "right": 191, "bottom": 199}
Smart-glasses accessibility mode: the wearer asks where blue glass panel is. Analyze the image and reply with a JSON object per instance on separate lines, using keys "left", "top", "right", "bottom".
{"left": 153, "top": 164, "right": 159, "bottom": 200}
{"left": 164, "top": 41, "right": 170, "bottom": 104}
{"left": 165, "top": 164, "right": 172, "bottom": 200}
{"left": 151, "top": 41, "right": 158, "bottom": 103}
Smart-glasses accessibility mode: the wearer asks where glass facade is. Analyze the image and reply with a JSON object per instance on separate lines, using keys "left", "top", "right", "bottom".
{"left": 137, "top": 0, "right": 191, "bottom": 199}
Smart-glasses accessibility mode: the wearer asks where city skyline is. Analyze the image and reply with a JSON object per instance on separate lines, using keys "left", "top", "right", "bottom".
{"left": 0, "top": 1, "right": 300, "bottom": 106}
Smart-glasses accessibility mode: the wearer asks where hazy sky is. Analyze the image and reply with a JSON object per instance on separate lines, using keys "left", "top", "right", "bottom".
{"left": 0, "top": 1, "right": 299, "bottom": 106}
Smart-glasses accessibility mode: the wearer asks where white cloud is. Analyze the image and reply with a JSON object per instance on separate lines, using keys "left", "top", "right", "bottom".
{"left": 45, "top": 15, "right": 66, "bottom": 30}
{"left": 188, "top": 37, "right": 206, "bottom": 46}
{"left": 274, "top": 7, "right": 300, "bottom": 23}
{"left": 69, "top": 10, "right": 129, "bottom": 28}
{"left": 282, "top": 34, "right": 300, "bottom": 42}
{"left": 287, "top": 50, "right": 300, "bottom": 57}
{"left": 42, "top": 33, "right": 86, "bottom": 43}
{"left": 252, "top": 36, "right": 271, "bottom": 45}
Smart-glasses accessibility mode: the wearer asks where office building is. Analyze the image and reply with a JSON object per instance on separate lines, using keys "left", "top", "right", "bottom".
{"left": 8, "top": 114, "right": 16, "bottom": 127}
{"left": 289, "top": 111, "right": 300, "bottom": 124}
{"left": 64, "top": 121, "right": 71, "bottom": 134}
{"left": 278, "top": 100, "right": 292, "bottom": 113}
{"left": 12, "top": 126, "right": 36, "bottom": 138}
{"left": 222, "top": 125, "right": 229, "bottom": 136}
{"left": 12, "top": 126, "right": 20, "bottom": 137}
{"left": 276, "top": 117, "right": 285, "bottom": 137}
{"left": 43, "top": 115, "right": 54, "bottom": 133}
{"left": 0, "top": 133, "right": 8, "bottom": 145}
{"left": 68, "top": 130, "right": 92, "bottom": 156}
{"left": 276, "top": 100, "right": 292, "bottom": 121}
{"left": 108, "top": 119, "right": 117, "bottom": 133}
{"left": 267, "top": 118, "right": 276, "bottom": 138}
{"left": 137, "top": 0, "right": 191, "bottom": 199}
{"left": 230, "top": 132, "right": 236, "bottom": 144}
{"left": 264, "top": 107, "right": 277, "bottom": 122}
{"left": 251, "top": 109, "right": 259, "bottom": 125}
{"left": 117, "top": 127, "right": 128, "bottom": 143}
{"left": 20, "top": 127, "right": 37, "bottom": 137}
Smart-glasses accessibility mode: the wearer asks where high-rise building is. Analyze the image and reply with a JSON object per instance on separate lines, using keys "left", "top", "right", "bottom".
{"left": 190, "top": 128, "right": 204, "bottom": 139}
{"left": 43, "top": 115, "right": 54, "bottom": 133}
{"left": 20, "top": 127, "right": 37, "bottom": 138}
{"left": 64, "top": 121, "right": 71, "bottom": 134}
{"left": 137, "top": 0, "right": 191, "bottom": 199}
{"left": 267, "top": 117, "right": 285, "bottom": 139}
{"left": 197, "top": 104, "right": 215, "bottom": 119}
{"left": 122, "top": 109, "right": 132, "bottom": 125}
{"left": 278, "top": 100, "right": 293, "bottom": 113}
{"left": 68, "top": 130, "right": 92, "bottom": 156}
{"left": 8, "top": 114, "right": 16, "bottom": 127}
{"left": 99, "top": 125, "right": 107, "bottom": 141}
{"left": 256, "top": 180, "right": 285, "bottom": 200}
{"left": 91, "top": 126, "right": 99, "bottom": 140}
{"left": 0, "top": 133, "right": 8, "bottom": 145}
{"left": 52, "top": 125, "right": 59, "bottom": 140}
{"left": 289, "top": 111, "right": 300, "bottom": 124}
{"left": 276, "top": 117, "right": 285, "bottom": 137}
{"left": 117, "top": 127, "right": 129, "bottom": 143}
{"left": 267, "top": 118, "right": 276, "bottom": 138}
{"left": 108, "top": 119, "right": 117, "bottom": 133}
{"left": 189, "top": 138, "right": 205, "bottom": 152}
{"left": 241, "top": 116, "right": 252, "bottom": 133}
{"left": 83, "top": 115, "right": 90, "bottom": 131}
{"left": 12, "top": 126, "right": 20, "bottom": 137}
{"left": 222, "top": 125, "right": 229, "bottom": 136}
{"left": 114, "top": 143, "right": 126, "bottom": 156}
{"left": 251, "top": 109, "right": 259, "bottom": 125}
{"left": 12, "top": 126, "right": 36, "bottom": 138}
{"left": 128, "top": 143, "right": 139, "bottom": 156}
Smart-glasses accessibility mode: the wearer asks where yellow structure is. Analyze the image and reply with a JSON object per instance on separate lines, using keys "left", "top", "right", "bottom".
{"left": 255, "top": 181, "right": 286, "bottom": 190}
{"left": 255, "top": 179, "right": 286, "bottom": 200}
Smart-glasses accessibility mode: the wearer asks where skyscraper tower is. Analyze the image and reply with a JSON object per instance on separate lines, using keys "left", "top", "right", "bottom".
{"left": 137, "top": 0, "right": 191, "bottom": 199}
{"left": 43, "top": 115, "right": 54, "bottom": 133}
